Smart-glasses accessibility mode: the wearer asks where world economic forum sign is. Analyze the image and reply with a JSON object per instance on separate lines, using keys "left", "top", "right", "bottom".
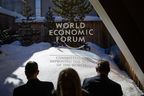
{"left": 49, "top": 22, "right": 94, "bottom": 48}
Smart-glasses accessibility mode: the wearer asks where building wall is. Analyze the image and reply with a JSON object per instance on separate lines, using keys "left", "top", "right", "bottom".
{"left": 84, "top": 21, "right": 115, "bottom": 48}
{"left": 0, "top": 13, "right": 15, "bottom": 30}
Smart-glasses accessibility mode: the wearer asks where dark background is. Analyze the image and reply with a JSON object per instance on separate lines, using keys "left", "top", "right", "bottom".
{"left": 99, "top": 0, "right": 144, "bottom": 72}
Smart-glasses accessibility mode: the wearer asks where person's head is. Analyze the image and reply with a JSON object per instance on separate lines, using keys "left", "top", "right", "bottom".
{"left": 25, "top": 61, "right": 39, "bottom": 80}
{"left": 96, "top": 60, "right": 110, "bottom": 75}
{"left": 56, "top": 68, "right": 81, "bottom": 96}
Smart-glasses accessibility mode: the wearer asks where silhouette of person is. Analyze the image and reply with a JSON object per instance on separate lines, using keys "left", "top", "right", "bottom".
{"left": 54, "top": 68, "right": 88, "bottom": 96}
{"left": 82, "top": 60, "right": 123, "bottom": 96}
{"left": 13, "top": 61, "right": 54, "bottom": 96}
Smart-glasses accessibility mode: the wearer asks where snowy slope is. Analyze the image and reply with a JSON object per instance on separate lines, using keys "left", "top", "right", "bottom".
{"left": 0, "top": 41, "right": 143, "bottom": 96}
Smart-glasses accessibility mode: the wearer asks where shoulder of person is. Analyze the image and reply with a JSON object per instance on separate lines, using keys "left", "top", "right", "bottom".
{"left": 84, "top": 76, "right": 99, "bottom": 82}
{"left": 109, "top": 79, "right": 122, "bottom": 88}
{"left": 83, "top": 76, "right": 99, "bottom": 87}
{"left": 41, "top": 81, "right": 53, "bottom": 84}
{"left": 40, "top": 81, "right": 54, "bottom": 87}
{"left": 13, "top": 84, "right": 27, "bottom": 93}
{"left": 109, "top": 79, "right": 123, "bottom": 95}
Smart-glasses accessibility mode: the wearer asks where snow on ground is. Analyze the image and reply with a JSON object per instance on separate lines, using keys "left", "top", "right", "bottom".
{"left": 15, "top": 16, "right": 101, "bottom": 23}
{"left": 0, "top": 41, "right": 143, "bottom": 96}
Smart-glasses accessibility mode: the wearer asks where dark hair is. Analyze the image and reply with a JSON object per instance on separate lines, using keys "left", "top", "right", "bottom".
{"left": 56, "top": 68, "right": 81, "bottom": 96}
{"left": 25, "top": 61, "right": 38, "bottom": 75}
{"left": 96, "top": 60, "right": 110, "bottom": 74}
